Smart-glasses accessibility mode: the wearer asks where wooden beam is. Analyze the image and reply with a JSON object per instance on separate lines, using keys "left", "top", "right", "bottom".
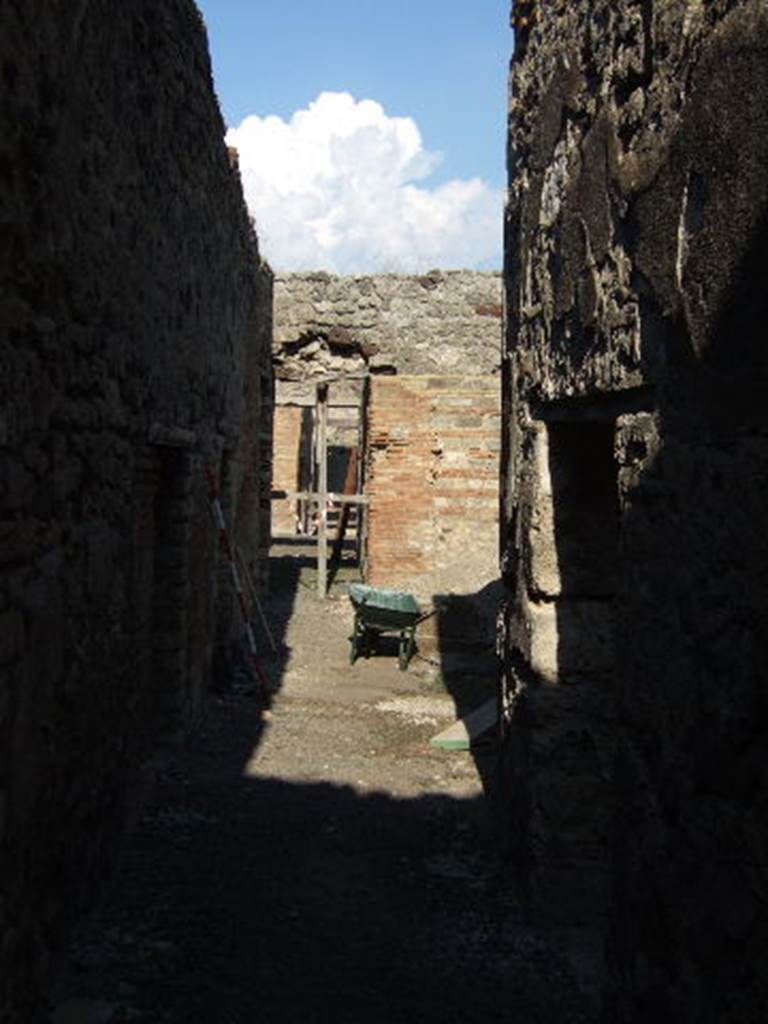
{"left": 275, "top": 399, "right": 364, "bottom": 410}
{"left": 270, "top": 490, "right": 369, "bottom": 505}
{"left": 329, "top": 447, "right": 359, "bottom": 575}
{"left": 316, "top": 383, "right": 329, "bottom": 598}
{"left": 288, "top": 372, "right": 371, "bottom": 384}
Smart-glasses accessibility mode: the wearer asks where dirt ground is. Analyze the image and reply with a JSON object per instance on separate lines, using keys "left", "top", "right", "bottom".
{"left": 50, "top": 545, "right": 598, "bottom": 1024}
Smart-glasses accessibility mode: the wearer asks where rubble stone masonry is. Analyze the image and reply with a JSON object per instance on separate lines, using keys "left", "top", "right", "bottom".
{"left": 502, "top": 1, "right": 768, "bottom": 1018}
{"left": 0, "top": 2, "right": 272, "bottom": 1017}
{"left": 271, "top": 272, "right": 504, "bottom": 593}
{"left": 273, "top": 270, "right": 503, "bottom": 378}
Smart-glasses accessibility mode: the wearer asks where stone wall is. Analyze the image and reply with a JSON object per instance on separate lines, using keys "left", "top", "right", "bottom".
{"left": 272, "top": 269, "right": 502, "bottom": 535}
{"left": 0, "top": 2, "right": 272, "bottom": 1018}
{"left": 274, "top": 270, "right": 503, "bottom": 379}
{"left": 502, "top": 1, "right": 768, "bottom": 1018}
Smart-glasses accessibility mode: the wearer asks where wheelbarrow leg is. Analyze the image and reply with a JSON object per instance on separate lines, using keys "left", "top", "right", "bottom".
{"left": 363, "top": 626, "right": 375, "bottom": 659}
{"left": 398, "top": 628, "right": 415, "bottom": 671}
{"left": 350, "top": 614, "right": 362, "bottom": 665}
{"left": 351, "top": 618, "right": 377, "bottom": 664}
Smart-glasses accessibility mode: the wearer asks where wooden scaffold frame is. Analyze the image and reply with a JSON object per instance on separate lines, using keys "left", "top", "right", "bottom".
{"left": 270, "top": 377, "right": 369, "bottom": 598}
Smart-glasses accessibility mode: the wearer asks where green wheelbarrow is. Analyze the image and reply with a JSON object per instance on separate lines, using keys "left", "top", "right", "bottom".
{"left": 348, "top": 583, "right": 424, "bottom": 671}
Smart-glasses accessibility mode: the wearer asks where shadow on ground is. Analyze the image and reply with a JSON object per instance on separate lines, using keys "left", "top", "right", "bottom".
{"left": 52, "top": 696, "right": 596, "bottom": 1024}
{"left": 432, "top": 578, "right": 503, "bottom": 716}
{"left": 431, "top": 578, "right": 505, "bottom": 818}
{"left": 51, "top": 541, "right": 600, "bottom": 1023}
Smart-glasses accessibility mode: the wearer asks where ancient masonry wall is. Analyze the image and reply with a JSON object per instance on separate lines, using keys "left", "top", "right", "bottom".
{"left": 272, "top": 406, "right": 306, "bottom": 535}
{"left": 271, "top": 272, "right": 503, "bottom": 603}
{"left": 502, "top": 1, "right": 768, "bottom": 1018}
{"left": 273, "top": 271, "right": 503, "bottom": 379}
{"left": 366, "top": 375, "right": 499, "bottom": 610}
{"left": 0, "top": 2, "right": 273, "bottom": 1018}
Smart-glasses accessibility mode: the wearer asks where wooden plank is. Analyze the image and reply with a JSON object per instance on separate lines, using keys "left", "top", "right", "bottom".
{"left": 270, "top": 490, "right": 369, "bottom": 505}
{"left": 430, "top": 697, "right": 497, "bottom": 751}
{"left": 308, "top": 372, "right": 371, "bottom": 383}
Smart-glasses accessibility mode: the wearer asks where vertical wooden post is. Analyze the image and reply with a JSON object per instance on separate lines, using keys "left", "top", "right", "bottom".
{"left": 358, "top": 375, "right": 371, "bottom": 579}
{"left": 329, "top": 447, "right": 359, "bottom": 574}
{"left": 316, "top": 382, "right": 329, "bottom": 598}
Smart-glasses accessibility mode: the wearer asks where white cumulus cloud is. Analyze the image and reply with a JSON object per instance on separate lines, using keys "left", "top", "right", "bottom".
{"left": 226, "top": 91, "right": 502, "bottom": 274}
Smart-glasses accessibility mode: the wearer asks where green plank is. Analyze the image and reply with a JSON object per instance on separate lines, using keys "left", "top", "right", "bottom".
{"left": 430, "top": 697, "right": 498, "bottom": 751}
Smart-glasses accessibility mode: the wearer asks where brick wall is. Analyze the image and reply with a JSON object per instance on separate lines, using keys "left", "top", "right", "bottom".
{"left": 366, "top": 376, "right": 500, "bottom": 618}
{"left": 272, "top": 405, "right": 307, "bottom": 535}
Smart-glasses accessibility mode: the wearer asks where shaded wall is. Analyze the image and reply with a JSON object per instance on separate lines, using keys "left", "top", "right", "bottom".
{"left": 502, "top": 0, "right": 768, "bottom": 1018}
{"left": 0, "top": 2, "right": 272, "bottom": 1017}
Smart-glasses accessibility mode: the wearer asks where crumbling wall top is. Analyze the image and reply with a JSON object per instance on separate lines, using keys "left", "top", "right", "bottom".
{"left": 274, "top": 269, "right": 503, "bottom": 380}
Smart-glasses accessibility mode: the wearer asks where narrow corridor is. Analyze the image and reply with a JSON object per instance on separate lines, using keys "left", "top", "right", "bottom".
{"left": 51, "top": 551, "right": 596, "bottom": 1024}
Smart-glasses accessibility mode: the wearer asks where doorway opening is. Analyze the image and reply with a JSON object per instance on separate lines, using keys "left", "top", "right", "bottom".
{"left": 541, "top": 419, "right": 619, "bottom": 683}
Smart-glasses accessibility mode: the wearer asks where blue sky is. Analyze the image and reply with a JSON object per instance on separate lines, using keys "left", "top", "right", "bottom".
{"left": 195, "top": 0, "right": 512, "bottom": 273}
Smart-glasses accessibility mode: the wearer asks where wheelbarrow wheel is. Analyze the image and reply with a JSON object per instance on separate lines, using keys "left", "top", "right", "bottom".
{"left": 398, "top": 631, "right": 415, "bottom": 671}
